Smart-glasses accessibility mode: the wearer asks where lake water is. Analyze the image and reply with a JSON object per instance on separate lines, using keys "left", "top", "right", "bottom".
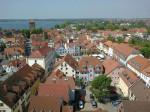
{"left": 0, "top": 20, "right": 64, "bottom": 30}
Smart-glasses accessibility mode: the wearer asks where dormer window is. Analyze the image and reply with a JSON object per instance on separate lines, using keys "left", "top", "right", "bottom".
{"left": 82, "top": 65, "right": 87, "bottom": 70}
{"left": 96, "top": 65, "right": 100, "bottom": 70}
{"left": 52, "top": 78, "right": 56, "bottom": 80}
{"left": 64, "top": 78, "right": 68, "bottom": 80}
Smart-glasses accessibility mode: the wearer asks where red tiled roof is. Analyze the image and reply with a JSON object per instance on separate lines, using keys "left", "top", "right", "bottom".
{"left": 8, "top": 59, "right": 20, "bottom": 67}
{"left": 62, "top": 106, "right": 73, "bottom": 112}
{"left": 38, "top": 83, "right": 69, "bottom": 103}
{"left": 55, "top": 43, "right": 61, "bottom": 50}
{"left": 103, "top": 57, "right": 123, "bottom": 75}
{"left": 29, "top": 45, "right": 52, "bottom": 58}
{"left": 32, "top": 41, "right": 47, "bottom": 46}
{"left": 54, "top": 54, "right": 78, "bottom": 70}
{"left": 46, "top": 70, "right": 75, "bottom": 90}
{"left": 120, "top": 68, "right": 139, "bottom": 87}
{"left": 79, "top": 57, "right": 103, "bottom": 72}
{"left": 28, "top": 96, "right": 61, "bottom": 112}
{"left": 127, "top": 56, "right": 150, "bottom": 72}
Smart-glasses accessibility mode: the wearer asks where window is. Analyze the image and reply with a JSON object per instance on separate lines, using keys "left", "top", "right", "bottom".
{"left": 64, "top": 78, "right": 68, "bottom": 80}
{"left": 61, "top": 68, "right": 63, "bottom": 70}
{"left": 0, "top": 103, "right": 3, "bottom": 106}
{"left": 35, "top": 60, "right": 37, "bottom": 63}
{"left": 66, "top": 72, "right": 68, "bottom": 74}
{"left": 0, "top": 110, "right": 6, "bottom": 112}
{"left": 72, "top": 70, "right": 74, "bottom": 72}
{"left": 66, "top": 68, "right": 68, "bottom": 70}
{"left": 52, "top": 78, "right": 56, "bottom": 80}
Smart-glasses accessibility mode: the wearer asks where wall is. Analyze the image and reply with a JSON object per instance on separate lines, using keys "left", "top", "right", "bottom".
{"left": 119, "top": 78, "right": 129, "bottom": 97}
{"left": 27, "top": 58, "right": 44, "bottom": 68}
{"left": 0, "top": 100, "right": 11, "bottom": 112}
{"left": 56, "top": 46, "right": 67, "bottom": 56}
{"left": 54, "top": 61, "right": 76, "bottom": 78}
{"left": 107, "top": 67, "right": 124, "bottom": 86}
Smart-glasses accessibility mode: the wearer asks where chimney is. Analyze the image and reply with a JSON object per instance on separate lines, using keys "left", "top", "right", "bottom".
{"left": 4, "top": 85, "right": 7, "bottom": 92}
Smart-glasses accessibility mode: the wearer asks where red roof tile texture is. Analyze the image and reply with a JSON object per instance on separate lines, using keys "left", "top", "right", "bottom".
{"left": 29, "top": 45, "right": 52, "bottom": 58}
{"left": 79, "top": 57, "right": 104, "bottom": 72}
{"left": 46, "top": 70, "right": 75, "bottom": 90}
{"left": 54, "top": 53, "right": 78, "bottom": 70}
{"left": 38, "top": 83, "right": 69, "bottom": 103}
{"left": 103, "top": 57, "right": 123, "bottom": 75}
{"left": 28, "top": 96, "right": 61, "bottom": 112}
{"left": 127, "top": 56, "right": 150, "bottom": 72}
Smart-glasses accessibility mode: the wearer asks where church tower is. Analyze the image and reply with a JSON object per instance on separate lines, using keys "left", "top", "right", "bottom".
{"left": 29, "top": 20, "right": 35, "bottom": 30}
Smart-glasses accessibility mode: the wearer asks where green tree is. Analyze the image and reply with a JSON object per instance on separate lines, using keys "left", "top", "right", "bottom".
{"left": 87, "top": 51, "right": 90, "bottom": 56}
{"left": 107, "top": 35, "right": 116, "bottom": 42}
{"left": 77, "top": 78, "right": 83, "bottom": 87}
{"left": 91, "top": 27, "right": 97, "bottom": 33}
{"left": 139, "top": 47, "right": 150, "bottom": 58}
{"left": 128, "top": 36, "right": 137, "bottom": 44}
{"left": 76, "top": 25, "right": 85, "bottom": 30}
{"left": 2, "top": 43, "right": 6, "bottom": 48}
{"left": 5, "top": 31, "right": 12, "bottom": 36}
{"left": 117, "top": 37, "right": 125, "bottom": 43}
{"left": 55, "top": 54, "right": 60, "bottom": 58}
{"left": 44, "top": 32, "right": 48, "bottom": 40}
{"left": 50, "top": 27, "right": 54, "bottom": 30}
{"left": 90, "top": 74, "right": 112, "bottom": 101}
{"left": 54, "top": 24, "right": 60, "bottom": 29}
{"left": 0, "top": 27, "right": 2, "bottom": 31}
{"left": 22, "top": 29, "right": 30, "bottom": 39}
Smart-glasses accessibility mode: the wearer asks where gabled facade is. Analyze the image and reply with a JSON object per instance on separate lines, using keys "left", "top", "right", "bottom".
{"left": 112, "top": 43, "right": 142, "bottom": 66}
{"left": 119, "top": 68, "right": 139, "bottom": 97}
{"left": 65, "top": 43, "right": 80, "bottom": 56}
{"left": 55, "top": 43, "right": 67, "bottom": 56}
{"left": 103, "top": 57, "right": 125, "bottom": 86}
{"left": 53, "top": 54, "right": 78, "bottom": 78}
{"left": 78, "top": 57, "right": 104, "bottom": 84}
{"left": 27, "top": 45, "right": 55, "bottom": 75}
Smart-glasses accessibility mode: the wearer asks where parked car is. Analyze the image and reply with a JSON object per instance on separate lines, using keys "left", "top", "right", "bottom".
{"left": 109, "top": 90, "right": 117, "bottom": 94}
{"left": 81, "top": 84, "right": 85, "bottom": 89}
{"left": 79, "top": 100, "right": 84, "bottom": 109}
{"left": 91, "top": 100, "right": 97, "bottom": 109}
{"left": 80, "top": 95, "right": 84, "bottom": 101}
{"left": 89, "top": 94, "right": 94, "bottom": 101}
{"left": 110, "top": 95, "right": 118, "bottom": 101}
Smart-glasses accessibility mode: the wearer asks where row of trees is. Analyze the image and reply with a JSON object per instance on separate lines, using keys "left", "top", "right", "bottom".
{"left": 53, "top": 22, "right": 73, "bottom": 29}
{"left": 76, "top": 20, "right": 149, "bottom": 32}
{"left": 30, "top": 28, "right": 43, "bottom": 34}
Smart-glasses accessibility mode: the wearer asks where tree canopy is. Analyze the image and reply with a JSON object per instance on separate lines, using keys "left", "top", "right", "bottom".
{"left": 31, "top": 28, "right": 43, "bottom": 34}
{"left": 22, "top": 29, "right": 30, "bottom": 39}
{"left": 90, "top": 74, "right": 112, "bottom": 101}
{"left": 44, "top": 32, "right": 48, "bottom": 40}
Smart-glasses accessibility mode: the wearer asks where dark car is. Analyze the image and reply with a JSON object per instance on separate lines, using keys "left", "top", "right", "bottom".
{"left": 91, "top": 100, "right": 97, "bottom": 108}
{"left": 81, "top": 84, "right": 85, "bottom": 89}
{"left": 109, "top": 90, "right": 117, "bottom": 94}
{"left": 110, "top": 95, "right": 118, "bottom": 101}
{"left": 90, "top": 94, "right": 94, "bottom": 101}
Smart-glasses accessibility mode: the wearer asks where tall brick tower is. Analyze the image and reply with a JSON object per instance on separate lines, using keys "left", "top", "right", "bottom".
{"left": 29, "top": 20, "right": 35, "bottom": 30}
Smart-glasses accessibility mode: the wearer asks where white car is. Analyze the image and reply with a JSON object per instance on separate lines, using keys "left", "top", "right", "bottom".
{"left": 79, "top": 100, "right": 84, "bottom": 109}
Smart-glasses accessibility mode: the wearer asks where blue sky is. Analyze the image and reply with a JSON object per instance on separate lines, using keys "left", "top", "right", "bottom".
{"left": 0, "top": 0, "right": 150, "bottom": 19}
